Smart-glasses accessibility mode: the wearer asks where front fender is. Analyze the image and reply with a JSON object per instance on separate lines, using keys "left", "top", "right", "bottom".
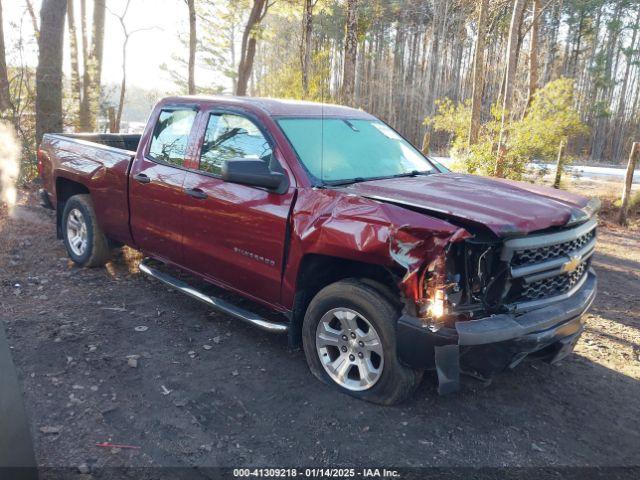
{"left": 281, "top": 188, "right": 470, "bottom": 309}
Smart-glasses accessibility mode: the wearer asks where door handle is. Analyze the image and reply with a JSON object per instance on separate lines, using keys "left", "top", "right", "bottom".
{"left": 184, "top": 187, "right": 208, "bottom": 200}
{"left": 133, "top": 173, "right": 151, "bottom": 184}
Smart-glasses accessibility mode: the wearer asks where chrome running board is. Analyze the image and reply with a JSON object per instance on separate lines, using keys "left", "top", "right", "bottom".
{"left": 139, "top": 259, "right": 289, "bottom": 334}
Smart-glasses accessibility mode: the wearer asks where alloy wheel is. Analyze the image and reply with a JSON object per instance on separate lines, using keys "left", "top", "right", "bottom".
{"left": 315, "top": 307, "right": 384, "bottom": 391}
{"left": 66, "top": 208, "right": 88, "bottom": 257}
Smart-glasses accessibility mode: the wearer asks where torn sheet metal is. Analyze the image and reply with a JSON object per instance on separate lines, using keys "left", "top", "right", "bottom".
{"left": 281, "top": 188, "right": 470, "bottom": 309}
{"left": 390, "top": 224, "right": 470, "bottom": 305}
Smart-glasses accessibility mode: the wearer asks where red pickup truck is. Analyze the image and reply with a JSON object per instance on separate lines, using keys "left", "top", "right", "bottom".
{"left": 38, "top": 96, "right": 598, "bottom": 404}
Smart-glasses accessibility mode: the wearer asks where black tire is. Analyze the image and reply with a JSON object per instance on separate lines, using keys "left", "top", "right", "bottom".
{"left": 302, "top": 279, "right": 422, "bottom": 405}
{"left": 61, "top": 194, "right": 111, "bottom": 267}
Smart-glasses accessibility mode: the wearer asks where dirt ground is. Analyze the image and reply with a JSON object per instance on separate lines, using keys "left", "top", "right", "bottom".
{"left": 1, "top": 186, "right": 639, "bottom": 473}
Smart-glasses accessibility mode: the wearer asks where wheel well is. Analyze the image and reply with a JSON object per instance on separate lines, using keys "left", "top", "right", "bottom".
{"left": 288, "top": 254, "right": 401, "bottom": 348}
{"left": 55, "top": 177, "right": 90, "bottom": 238}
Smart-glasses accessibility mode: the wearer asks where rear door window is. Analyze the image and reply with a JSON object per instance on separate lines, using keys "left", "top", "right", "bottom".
{"left": 199, "top": 113, "right": 273, "bottom": 176}
{"left": 148, "top": 109, "right": 197, "bottom": 167}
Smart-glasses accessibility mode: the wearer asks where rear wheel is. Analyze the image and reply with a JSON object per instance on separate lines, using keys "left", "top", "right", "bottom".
{"left": 62, "top": 194, "right": 110, "bottom": 267}
{"left": 302, "top": 279, "right": 422, "bottom": 405}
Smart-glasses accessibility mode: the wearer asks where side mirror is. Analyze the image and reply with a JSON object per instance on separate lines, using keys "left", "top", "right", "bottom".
{"left": 221, "top": 158, "right": 288, "bottom": 193}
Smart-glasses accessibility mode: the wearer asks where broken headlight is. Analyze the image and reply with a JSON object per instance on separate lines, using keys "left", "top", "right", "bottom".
{"left": 417, "top": 239, "right": 506, "bottom": 330}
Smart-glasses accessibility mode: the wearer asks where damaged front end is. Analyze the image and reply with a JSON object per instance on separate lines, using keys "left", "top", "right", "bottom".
{"left": 390, "top": 225, "right": 473, "bottom": 331}
{"left": 392, "top": 219, "right": 598, "bottom": 395}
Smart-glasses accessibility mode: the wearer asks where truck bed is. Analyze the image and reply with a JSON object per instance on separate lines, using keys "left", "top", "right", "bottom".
{"left": 40, "top": 132, "right": 140, "bottom": 247}
{"left": 56, "top": 133, "right": 142, "bottom": 153}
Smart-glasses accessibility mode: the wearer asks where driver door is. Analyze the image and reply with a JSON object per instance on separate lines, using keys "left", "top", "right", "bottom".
{"left": 181, "top": 111, "right": 295, "bottom": 306}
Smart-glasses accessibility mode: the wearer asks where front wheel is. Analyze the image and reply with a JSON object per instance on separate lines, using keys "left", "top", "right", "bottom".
{"left": 62, "top": 194, "right": 111, "bottom": 267}
{"left": 302, "top": 279, "right": 422, "bottom": 405}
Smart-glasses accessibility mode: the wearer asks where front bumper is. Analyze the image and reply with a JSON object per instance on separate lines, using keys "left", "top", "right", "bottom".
{"left": 397, "top": 269, "right": 597, "bottom": 394}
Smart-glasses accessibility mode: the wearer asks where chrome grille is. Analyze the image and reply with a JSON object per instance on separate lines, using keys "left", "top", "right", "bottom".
{"left": 520, "top": 261, "right": 588, "bottom": 301}
{"left": 511, "top": 229, "right": 596, "bottom": 266}
{"left": 501, "top": 219, "right": 597, "bottom": 309}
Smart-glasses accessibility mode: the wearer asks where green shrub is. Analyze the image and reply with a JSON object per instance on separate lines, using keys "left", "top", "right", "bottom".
{"left": 425, "top": 78, "right": 589, "bottom": 180}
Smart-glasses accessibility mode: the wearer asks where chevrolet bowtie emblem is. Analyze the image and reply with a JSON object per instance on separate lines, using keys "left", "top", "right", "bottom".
{"left": 562, "top": 255, "right": 582, "bottom": 274}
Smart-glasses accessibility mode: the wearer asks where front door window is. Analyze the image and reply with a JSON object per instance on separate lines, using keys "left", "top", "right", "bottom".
{"left": 199, "top": 113, "right": 273, "bottom": 176}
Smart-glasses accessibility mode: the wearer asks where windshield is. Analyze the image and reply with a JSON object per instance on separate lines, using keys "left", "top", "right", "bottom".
{"left": 277, "top": 118, "right": 436, "bottom": 184}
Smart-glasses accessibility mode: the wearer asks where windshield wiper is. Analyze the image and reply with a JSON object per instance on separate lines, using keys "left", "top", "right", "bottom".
{"left": 324, "top": 170, "right": 433, "bottom": 187}
{"left": 324, "top": 177, "right": 368, "bottom": 187}
{"left": 389, "top": 170, "right": 433, "bottom": 178}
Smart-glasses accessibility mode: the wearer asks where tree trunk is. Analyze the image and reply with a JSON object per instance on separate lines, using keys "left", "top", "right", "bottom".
{"left": 67, "top": 0, "right": 82, "bottom": 125}
{"left": 36, "top": 0, "right": 68, "bottom": 144}
{"left": 525, "top": 0, "right": 540, "bottom": 112}
{"left": 553, "top": 140, "right": 566, "bottom": 189}
{"left": 355, "top": 36, "right": 366, "bottom": 106}
{"left": 569, "top": 11, "right": 584, "bottom": 78}
{"left": 0, "top": 0, "right": 11, "bottom": 111}
{"left": 612, "top": 6, "right": 640, "bottom": 160}
{"left": 236, "top": 0, "right": 269, "bottom": 96}
{"left": 300, "top": 0, "right": 314, "bottom": 99}
{"left": 468, "top": 0, "right": 488, "bottom": 145}
{"left": 542, "top": 1, "right": 561, "bottom": 83}
{"left": 425, "top": 0, "right": 446, "bottom": 116}
{"left": 341, "top": 0, "right": 358, "bottom": 105}
{"left": 391, "top": 14, "right": 406, "bottom": 125}
{"left": 108, "top": 106, "right": 116, "bottom": 133}
{"left": 80, "top": 0, "right": 106, "bottom": 131}
{"left": 582, "top": 5, "right": 603, "bottom": 126}
{"left": 91, "top": 0, "right": 106, "bottom": 89}
{"left": 115, "top": 37, "right": 128, "bottom": 133}
{"left": 496, "top": 0, "right": 526, "bottom": 177}
{"left": 421, "top": 131, "right": 431, "bottom": 155}
{"left": 618, "top": 142, "right": 639, "bottom": 225}
{"left": 25, "top": 0, "right": 40, "bottom": 39}
{"left": 187, "top": 0, "right": 197, "bottom": 95}
{"left": 590, "top": 1, "right": 624, "bottom": 161}
{"left": 230, "top": 22, "right": 237, "bottom": 93}
{"left": 79, "top": 0, "right": 89, "bottom": 128}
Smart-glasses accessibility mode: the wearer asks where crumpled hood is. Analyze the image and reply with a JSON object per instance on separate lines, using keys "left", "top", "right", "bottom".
{"left": 342, "top": 173, "right": 592, "bottom": 236}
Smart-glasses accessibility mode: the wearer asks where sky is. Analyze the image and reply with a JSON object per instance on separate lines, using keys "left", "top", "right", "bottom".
{"left": 4, "top": 0, "right": 228, "bottom": 92}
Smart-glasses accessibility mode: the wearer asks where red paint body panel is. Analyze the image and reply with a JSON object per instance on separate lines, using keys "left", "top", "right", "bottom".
{"left": 40, "top": 136, "right": 134, "bottom": 245}
{"left": 344, "top": 174, "right": 590, "bottom": 236}
{"left": 181, "top": 170, "right": 295, "bottom": 304}
{"left": 280, "top": 188, "right": 466, "bottom": 308}
{"left": 129, "top": 157, "right": 187, "bottom": 264}
{"left": 39, "top": 95, "right": 593, "bottom": 315}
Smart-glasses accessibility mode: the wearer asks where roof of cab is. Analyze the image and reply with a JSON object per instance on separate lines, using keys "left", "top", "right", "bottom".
{"left": 159, "top": 95, "right": 377, "bottom": 120}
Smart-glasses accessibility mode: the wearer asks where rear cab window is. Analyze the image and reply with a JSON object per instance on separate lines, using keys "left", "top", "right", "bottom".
{"left": 148, "top": 109, "right": 198, "bottom": 167}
